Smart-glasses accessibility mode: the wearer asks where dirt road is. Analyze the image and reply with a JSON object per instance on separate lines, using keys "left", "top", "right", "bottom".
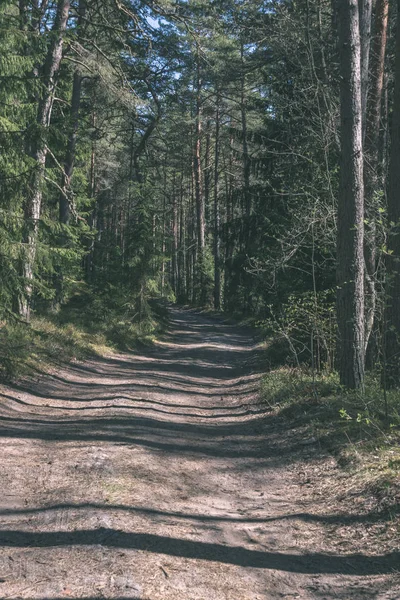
{"left": 0, "top": 307, "right": 398, "bottom": 599}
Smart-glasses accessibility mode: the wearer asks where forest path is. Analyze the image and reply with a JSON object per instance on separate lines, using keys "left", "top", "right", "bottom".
{"left": 0, "top": 306, "right": 398, "bottom": 599}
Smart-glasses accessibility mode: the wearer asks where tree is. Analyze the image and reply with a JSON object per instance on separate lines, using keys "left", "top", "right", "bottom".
{"left": 364, "top": 0, "right": 389, "bottom": 351}
{"left": 0, "top": 0, "right": 398, "bottom": 392}
{"left": 19, "top": 0, "right": 71, "bottom": 321}
{"left": 384, "top": 0, "right": 400, "bottom": 388}
{"left": 336, "top": 0, "right": 365, "bottom": 388}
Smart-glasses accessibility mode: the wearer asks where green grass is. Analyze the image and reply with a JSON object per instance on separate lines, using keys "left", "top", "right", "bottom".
{"left": 0, "top": 294, "right": 168, "bottom": 380}
{"left": 261, "top": 368, "right": 400, "bottom": 516}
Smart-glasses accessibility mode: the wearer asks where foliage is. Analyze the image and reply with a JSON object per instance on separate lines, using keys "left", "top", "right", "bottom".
{"left": 261, "top": 366, "right": 400, "bottom": 513}
{"left": 0, "top": 0, "right": 398, "bottom": 392}
{"left": 259, "top": 291, "right": 336, "bottom": 370}
{"left": 0, "top": 287, "right": 168, "bottom": 380}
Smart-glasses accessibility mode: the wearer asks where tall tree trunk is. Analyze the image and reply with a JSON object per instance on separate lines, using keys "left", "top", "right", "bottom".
{"left": 364, "top": 0, "right": 389, "bottom": 352}
{"left": 59, "top": 72, "right": 82, "bottom": 225}
{"left": 384, "top": 0, "right": 400, "bottom": 388}
{"left": 194, "top": 63, "right": 205, "bottom": 253}
{"left": 59, "top": 0, "right": 86, "bottom": 227}
{"left": 204, "top": 120, "right": 211, "bottom": 227}
{"left": 19, "top": 0, "right": 71, "bottom": 321}
{"left": 213, "top": 96, "right": 221, "bottom": 310}
{"left": 85, "top": 106, "right": 97, "bottom": 283}
{"left": 193, "top": 58, "right": 205, "bottom": 304}
{"left": 316, "top": 0, "right": 328, "bottom": 82}
{"left": 55, "top": 0, "right": 86, "bottom": 306}
{"left": 178, "top": 172, "right": 186, "bottom": 302}
{"left": 224, "top": 199, "right": 233, "bottom": 310}
{"left": 172, "top": 174, "right": 178, "bottom": 295}
{"left": 336, "top": 0, "right": 365, "bottom": 389}
{"left": 161, "top": 188, "right": 166, "bottom": 298}
{"left": 187, "top": 169, "right": 195, "bottom": 303}
{"left": 240, "top": 42, "right": 251, "bottom": 228}
{"left": 224, "top": 131, "right": 235, "bottom": 310}
{"left": 359, "top": 0, "right": 373, "bottom": 132}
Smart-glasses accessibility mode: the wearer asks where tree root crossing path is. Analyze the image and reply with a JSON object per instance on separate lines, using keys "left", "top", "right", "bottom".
{"left": 0, "top": 307, "right": 398, "bottom": 599}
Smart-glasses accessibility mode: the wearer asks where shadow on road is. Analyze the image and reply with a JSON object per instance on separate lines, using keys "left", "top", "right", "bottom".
{"left": 0, "top": 528, "right": 398, "bottom": 576}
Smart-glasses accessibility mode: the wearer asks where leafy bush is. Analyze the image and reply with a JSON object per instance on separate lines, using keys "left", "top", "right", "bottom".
{"left": 259, "top": 290, "right": 336, "bottom": 370}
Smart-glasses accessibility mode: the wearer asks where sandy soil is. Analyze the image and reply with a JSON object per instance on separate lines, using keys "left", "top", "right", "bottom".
{"left": 0, "top": 306, "right": 399, "bottom": 599}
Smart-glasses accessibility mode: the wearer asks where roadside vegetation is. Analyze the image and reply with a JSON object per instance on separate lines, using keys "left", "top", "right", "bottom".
{"left": 0, "top": 288, "right": 168, "bottom": 380}
{"left": 261, "top": 366, "right": 400, "bottom": 549}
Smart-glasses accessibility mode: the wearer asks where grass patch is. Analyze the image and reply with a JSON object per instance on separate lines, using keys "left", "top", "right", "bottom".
{"left": 0, "top": 292, "right": 168, "bottom": 380}
{"left": 261, "top": 368, "right": 400, "bottom": 518}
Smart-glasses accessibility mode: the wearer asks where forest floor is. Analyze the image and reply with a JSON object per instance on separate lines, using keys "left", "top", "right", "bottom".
{"left": 0, "top": 306, "right": 399, "bottom": 600}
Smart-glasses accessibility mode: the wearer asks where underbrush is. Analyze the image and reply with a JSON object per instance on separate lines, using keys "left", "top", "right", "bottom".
{"left": 261, "top": 368, "right": 400, "bottom": 522}
{"left": 0, "top": 290, "right": 168, "bottom": 380}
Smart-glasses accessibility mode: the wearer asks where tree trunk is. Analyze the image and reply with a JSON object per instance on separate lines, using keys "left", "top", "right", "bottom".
{"left": 359, "top": 0, "right": 373, "bottom": 133}
{"left": 178, "top": 172, "right": 186, "bottom": 302}
{"left": 317, "top": 0, "right": 328, "bottom": 82}
{"left": 19, "top": 0, "right": 71, "bottom": 321}
{"left": 59, "top": 72, "right": 81, "bottom": 225}
{"left": 194, "top": 64, "right": 205, "bottom": 253}
{"left": 240, "top": 42, "right": 251, "bottom": 228}
{"left": 384, "top": 0, "right": 400, "bottom": 388}
{"left": 213, "top": 96, "right": 221, "bottom": 310}
{"left": 85, "top": 106, "right": 97, "bottom": 283}
{"left": 161, "top": 188, "right": 166, "bottom": 298}
{"left": 224, "top": 132, "right": 235, "bottom": 310}
{"left": 172, "top": 174, "right": 178, "bottom": 295}
{"left": 336, "top": 0, "right": 365, "bottom": 389}
{"left": 364, "top": 0, "right": 389, "bottom": 352}
{"left": 187, "top": 170, "right": 195, "bottom": 303}
{"left": 55, "top": 63, "right": 85, "bottom": 306}
{"left": 204, "top": 120, "right": 211, "bottom": 227}
{"left": 59, "top": 0, "right": 86, "bottom": 227}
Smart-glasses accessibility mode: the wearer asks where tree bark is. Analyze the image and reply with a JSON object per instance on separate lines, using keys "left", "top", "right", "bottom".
{"left": 384, "top": 0, "right": 400, "bottom": 388}
{"left": 240, "top": 41, "right": 251, "bottom": 227}
{"left": 359, "top": 0, "right": 373, "bottom": 133}
{"left": 336, "top": 0, "right": 365, "bottom": 388}
{"left": 54, "top": 65, "right": 84, "bottom": 305}
{"left": 161, "top": 186, "right": 166, "bottom": 298}
{"left": 59, "top": 0, "right": 86, "bottom": 227}
{"left": 194, "top": 62, "right": 205, "bottom": 253}
{"left": 19, "top": 0, "right": 71, "bottom": 321}
{"left": 178, "top": 171, "right": 186, "bottom": 302}
{"left": 172, "top": 174, "right": 178, "bottom": 295}
{"left": 85, "top": 105, "right": 97, "bottom": 283}
{"left": 364, "top": 0, "right": 389, "bottom": 352}
{"left": 204, "top": 120, "right": 211, "bottom": 227}
{"left": 213, "top": 96, "right": 221, "bottom": 310}
{"left": 224, "top": 132, "right": 235, "bottom": 310}
{"left": 59, "top": 71, "right": 82, "bottom": 225}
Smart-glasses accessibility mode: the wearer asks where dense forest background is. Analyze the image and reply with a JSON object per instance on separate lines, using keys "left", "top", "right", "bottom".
{"left": 1, "top": 0, "right": 399, "bottom": 393}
